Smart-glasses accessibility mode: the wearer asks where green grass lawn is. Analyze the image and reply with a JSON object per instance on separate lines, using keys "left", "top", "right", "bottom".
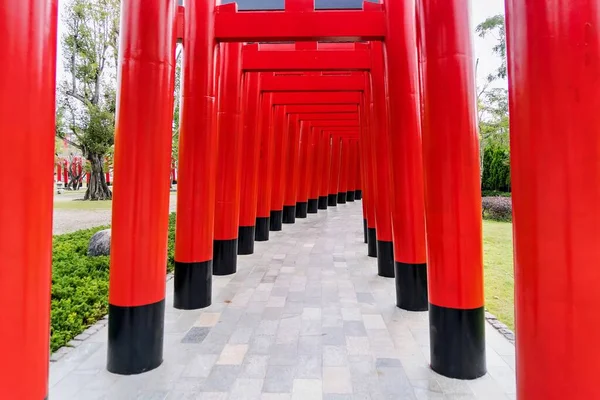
{"left": 483, "top": 220, "right": 515, "bottom": 330}
{"left": 53, "top": 200, "right": 113, "bottom": 210}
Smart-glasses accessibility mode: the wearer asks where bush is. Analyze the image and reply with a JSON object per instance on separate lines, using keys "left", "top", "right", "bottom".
{"left": 482, "top": 144, "right": 511, "bottom": 193}
{"left": 51, "top": 213, "right": 177, "bottom": 351}
{"left": 482, "top": 196, "right": 513, "bottom": 222}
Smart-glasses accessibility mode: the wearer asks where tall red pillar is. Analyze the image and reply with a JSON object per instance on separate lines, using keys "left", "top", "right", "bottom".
{"left": 361, "top": 76, "right": 377, "bottom": 257}
{"left": 270, "top": 106, "right": 288, "bottom": 231}
{"left": 337, "top": 139, "right": 349, "bottom": 204}
{"left": 174, "top": 0, "right": 217, "bottom": 310}
{"left": 386, "top": 0, "right": 428, "bottom": 311}
{"left": 346, "top": 140, "right": 357, "bottom": 202}
{"left": 307, "top": 126, "right": 321, "bottom": 213}
{"left": 238, "top": 72, "right": 261, "bottom": 254}
{"left": 506, "top": 1, "right": 600, "bottom": 397}
{"left": 57, "top": 163, "right": 62, "bottom": 183}
{"left": 255, "top": 93, "right": 275, "bottom": 241}
{"left": 282, "top": 114, "right": 301, "bottom": 223}
{"left": 296, "top": 121, "right": 311, "bottom": 218}
{"left": 355, "top": 145, "right": 363, "bottom": 200}
{"left": 318, "top": 130, "right": 332, "bottom": 210}
{"left": 419, "top": 0, "right": 486, "bottom": 379}
{"left": 108, "top": 0, "right": 177, "bottom": 374}
{"left": 63, "top": 159, "right": 68, "bottom": 185}
{"left": 0, "top": 1, "right": 57, "bottom": 397}
{"left": 328, "top": 135, "right": 342, "bottom": 206}
{"left": 371, "top": 42, "right": 394, "bottom": 278}
{"left": 214, "top": 42, "right": 243, "bottom": 275}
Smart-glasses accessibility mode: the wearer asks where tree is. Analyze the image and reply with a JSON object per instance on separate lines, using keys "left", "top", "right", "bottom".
{"left": 476, "top": 15, "right": 511, "bottom": 191}
{"left": 56, "top": 0, "right": 119, "bottom": 200}
{"left": 476, "top": 14, "right": 506, "bottom": 82}
{"left": 171, "top": 47, "right": 183, "bottom": 186}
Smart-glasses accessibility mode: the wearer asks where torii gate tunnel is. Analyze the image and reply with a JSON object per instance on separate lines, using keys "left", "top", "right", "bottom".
{"left": 1, "top": 0, "right": 599, "bottom": 399}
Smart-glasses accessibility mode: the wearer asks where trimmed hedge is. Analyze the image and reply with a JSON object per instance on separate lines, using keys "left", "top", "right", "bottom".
{"left": 482, "top": 196, "right": 512, "bottom": 222}
{"left": 51, "top": 213, "right": 176, "bottom": 351}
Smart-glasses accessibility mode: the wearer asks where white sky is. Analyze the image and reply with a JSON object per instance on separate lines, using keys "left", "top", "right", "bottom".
{"left": 56, "top": 0, "right": 506, "bottom": 89}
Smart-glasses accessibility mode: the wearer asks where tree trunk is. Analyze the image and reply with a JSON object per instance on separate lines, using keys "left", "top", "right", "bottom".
{"left": 85, "top": 153, "right": 112, "bottom": 200}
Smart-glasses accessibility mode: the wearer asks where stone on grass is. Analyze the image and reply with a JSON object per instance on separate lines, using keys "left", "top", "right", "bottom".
{"left": 88, "top": 229, "right": 111, "bottom": 257}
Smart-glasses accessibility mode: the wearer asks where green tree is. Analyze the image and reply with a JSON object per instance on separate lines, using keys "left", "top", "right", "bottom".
{"left": 476, "top": 14, "right": 506, "bottom": 82}
{"left": 476, "top": 15, "right": 510, "bottom": 192}
{"left": 57, "top": 0, "right": 119, "bottom": 200}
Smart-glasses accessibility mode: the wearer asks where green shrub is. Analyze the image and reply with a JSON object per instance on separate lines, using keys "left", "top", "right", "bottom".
{"left": 51, "top": 213, "right": 177, "bottom": 352}
{"left": 482, "top": 144, "right": 511, "bottom": 193}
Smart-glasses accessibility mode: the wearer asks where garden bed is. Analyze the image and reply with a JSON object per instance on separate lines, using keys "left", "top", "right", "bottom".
{"left": 50, "top": 213, "right": 176, "bottom": 351}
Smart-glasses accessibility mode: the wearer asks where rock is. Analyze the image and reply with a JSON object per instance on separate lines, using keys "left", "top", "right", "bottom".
{"left": 88, "top": 229, "right": 111, "bottom": 256}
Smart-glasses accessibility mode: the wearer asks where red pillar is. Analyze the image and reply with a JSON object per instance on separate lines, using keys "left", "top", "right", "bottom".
{"left": 255, "top": 93, "right": 275, "bottom": 241}
{"left": 57, "top": 163, "right": 62, "bottom": 183}
{"left": 328, "top": 135, "right": 342, "bottom": 206}
{"left": 346, "top": 139, "right": 357, "bottom": 202}
{"left": 337, "top": 139, "right": 349, "bottom": 204}
{"left": 283, "top": 114, "right": 301, "bottom": 223}
{"left": 317, "top": 129, "right": 331, "bottom": 210}
{"left": 0, "top": 1, "right": 57, "bottom": 397}
{"left": 307, "top": 126, "right": 320, "bottom": 213}
{"left": 296, "top": 121, "right": 311, "bottom": 218}
{"left": 385, "top": 0, "right": 428, "bottom": 311}
{"left": 270, "top": 106, "right": 288, "bottom": 231}
{"left": 174, "top": 0, "right": 217, "bottom": 309}
{"left": 419, "top": 0, "right": 485, "bottom": 379}
{"left": 108, "top": 0, "right": 177, "bottom": 374}
{"left": 361, "top": 76, "right": 377, "bottom": 257}
{"left": 238, "top": 72, "right": 261, "bottom": 254}
{"left": 505, "top": 1, "right": 600, "bottom": 397}
{"left": 87, "top": 172, "right": 91, "bottom": 187}
{"left": 214, "top": 42, "right": 243, "bottom": 275}
{"left": 63, "top": 159, "right": 68, "bottom": 184}
{"left": 355, "top": 144, "right": 363, "bottom": 200}
{"left": 371, "top": 42, "right": 394, "bottom": 277}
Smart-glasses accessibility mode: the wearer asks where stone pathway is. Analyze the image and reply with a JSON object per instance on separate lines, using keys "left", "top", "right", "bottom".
{"left": 48, "top": 201, "right": 516, "bottom": 399}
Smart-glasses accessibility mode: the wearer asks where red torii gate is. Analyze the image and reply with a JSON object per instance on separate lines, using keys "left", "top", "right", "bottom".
{"left": 9, "top": 0, "right": 599, "bottom": 398}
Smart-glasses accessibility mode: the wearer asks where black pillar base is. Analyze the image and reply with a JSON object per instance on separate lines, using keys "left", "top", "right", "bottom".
{"left": 328, "top": 194, "right": 338, "bottom": 207}
{"left": 238, "top": 226, "right": 255, "bottom": 255}
{"left": 337, "top": 192, "right": 347, "bottom": 204}
{"left": 377, "top": 240, "right": 394, "bottom": 278}
{"left": 255, "top": 217, "right": 270, "bottom": 241}
{"left": 367, "top": 228, "right": 377, "bottom": 257}
{"left": 296, "top": 202, "right": 308, "bottom": 218}
{"left": 213, "top": 239, "right": 237, "bottom": 275}
{"left": 429, "top": 304, "right": 486, "bottom": 380}
{"left": 347, "top": 191, "right": 355, "bottom": 202}
{"left": 174, "top": 261, "right": 212, "bottom": 310}
{"left": 395, "top": 262, "right": 428, "bottom": 311}
{"left": 355, "top": 190, "right": 362, "bottom": 200}
{"left": 107, "top": 300, "right": 165, "bottom": 375}
{"left": 307, "top": 199, "right": 319, "bottom": 213}
{"left": 318, "top": 196, "right": 328, "bottom": 210}
{"left": 363, "top": 219, "right": 368, "bottom": 244}
{"left": 270, "top": 210, "right": 283, "bottom": 231}
{"left": 282, "top": 205, "right": 296, "bottom": 224}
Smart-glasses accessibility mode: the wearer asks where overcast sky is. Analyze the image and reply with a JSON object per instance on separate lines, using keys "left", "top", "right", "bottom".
{"left": 56, "top": 0, "right": 506, "bottom": 89}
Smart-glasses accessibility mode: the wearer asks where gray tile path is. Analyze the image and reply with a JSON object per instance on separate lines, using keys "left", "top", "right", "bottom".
{"left": 49, "top": 201, "right": 516, "bottom": 399}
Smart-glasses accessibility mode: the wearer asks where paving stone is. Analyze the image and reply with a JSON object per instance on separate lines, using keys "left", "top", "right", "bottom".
{"left": 291, "top": 379, "right": 322, "bottom": 400}
{"left": 323, "top": 366, "right": 353, "bottom": 394}
{"left": 263, "top": 366, "right": 296, "bottom": 393}
{"left": 181, "top": 327, "right": 210, "bottom": 344}
{"left": 343, "top": 321, "right": 367, "bottom": 337}
{"left": 201, "top": 365, "right": 241, "bottom": 392}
